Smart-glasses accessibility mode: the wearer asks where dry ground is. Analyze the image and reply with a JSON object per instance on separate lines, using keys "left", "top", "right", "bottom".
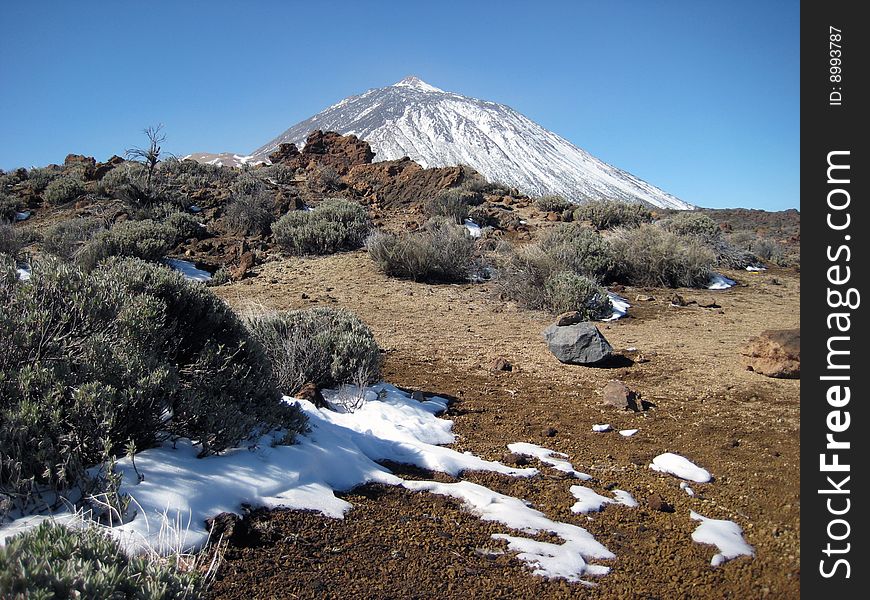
{"left": 209, "top": 251, "right": 800, "bottom": 600}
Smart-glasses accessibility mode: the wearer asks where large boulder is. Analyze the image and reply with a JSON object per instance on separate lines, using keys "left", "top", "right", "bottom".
{"left": 742, "top": 328, "right": 800, "bottom": 378}
{"left": 542, "top": 321, "right": 613, "bottom": 365}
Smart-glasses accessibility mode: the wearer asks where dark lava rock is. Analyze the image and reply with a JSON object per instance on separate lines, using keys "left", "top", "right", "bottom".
{"left": 542, "top": 322, "right": 613, "bottom": 365}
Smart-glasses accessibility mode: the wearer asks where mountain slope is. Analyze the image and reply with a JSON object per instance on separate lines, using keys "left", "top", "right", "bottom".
{"left": 252, "top": 77, "right": 693, "bottom": 209}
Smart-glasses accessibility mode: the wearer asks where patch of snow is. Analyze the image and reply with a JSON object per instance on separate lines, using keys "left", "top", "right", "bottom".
{"left": 14, "top": 211, "right": 30, "bottom": 221}
{"left": 745, "top": 266, "right": 766, "bottom": 272}
{"left": 690, "top": 511, "right": 754, "bottom": 566}
{"left": 618, "top": 429, "right": 638, "bottom": 437}
{"left": 650, "top": 453, "right": 712, "bottom": 483}
{"left": 601, "top": 291, "right": 630, "bottom": 322}
{"left": 680, "top": 482, "right": 696, "bottom": 497}
{"left": 612, "top": 490, "right": 638, "bottom": 508}
{"left": 707, "top": 273, "right": 736, "bottom": 290}
{"left": 0, "top": 384, "right": 536, "bottom": 557}
{"left": 405, "top": 479, "right": 613, "bottom": 583}
{"left": 463, "top": 218, "right": 482, "bottom": 238}
{"left": 507, "top": 442, "right": 591, "bottom": 480}
{"left": 16, "top": 266, "right": 31, "bottom": 281}
{"left": 570, "top": 486, "right": 637, "bottom": 513}
{"left": 164, "top": 259, "right": 212, "bottom": 282}
{"left": 189, "top": 205, "right": 202, "bottom": 213}
{"left": 592, "top": 424, "right": 611, "bottom": 433}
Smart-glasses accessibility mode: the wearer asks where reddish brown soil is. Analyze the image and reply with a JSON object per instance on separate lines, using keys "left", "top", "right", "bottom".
{"left": 209, "top": 253, "right": 800, "bottom": 599}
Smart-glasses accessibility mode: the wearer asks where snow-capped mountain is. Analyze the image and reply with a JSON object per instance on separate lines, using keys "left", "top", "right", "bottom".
{"left": 251, "top": 76, "right": 693, "bottom": 209}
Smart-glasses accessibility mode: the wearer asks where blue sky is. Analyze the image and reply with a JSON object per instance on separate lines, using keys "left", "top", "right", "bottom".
{"left": 0, "top": 1, "right": 799, "bottom": 210}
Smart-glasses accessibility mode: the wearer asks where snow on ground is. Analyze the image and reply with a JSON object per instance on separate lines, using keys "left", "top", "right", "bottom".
{"left": 746, "top": 266, "right": 766, "bottom": 272}
{"left": 406, "top": 479, "right": 614, "bottom": 584}
{"left": 16, "top": 266, "right": 31, "bottom": 281}
{"left": 618, "top": 429, "right": 638, "bottom": 437}
{"left": 602, "top": 292, "right": 630, "bottom": 321}
{"left": 592, "top": 424, "right": 611, "bottom": 433}
{"left": 707, "top": 273, "right": 736, "bottom": 290}
{"left": 14, "top": 210, "right": 30, "bottom": 221}
{"left": 690, "top": 511, "right": 754, "bottom": 566}
{"left": 507, "top": 442, "right": 591, "bottom": 480}
{"left": 650, "top": 453, "right": 712, "bottom": 483}
{"left": 680, "top": 482, "right": 696, "bottom": 497}
{"left": 463, "top": 219, "right": 482, "bottom": 238}
{"left": 164, "top": 259, "right": 212, "bottom": 282}
{"left": 189, "top": 205, "right": 202, "bottom": 213}
{"left": 570, "top": 486, "right": 637, "bottom": 514}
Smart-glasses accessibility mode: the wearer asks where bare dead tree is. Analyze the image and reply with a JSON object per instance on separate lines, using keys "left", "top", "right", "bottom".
{"left": 125, "top": 124, "right": 165, "bottom": 191}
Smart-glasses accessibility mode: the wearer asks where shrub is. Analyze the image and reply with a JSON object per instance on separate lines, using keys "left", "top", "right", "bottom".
{"left": 573, "top": 199, "right": 653, "bottom": 230}
{"left": 0, "top": 521, "right": 203, "bottom": 599}
{"left": 315, "top": 165, "right": 342, "bottom": 190}
{"left": 424, "top": 188, "right": 481, "bottom": 223}
{"left": 610, "top": 224, "right": 716, "bottom": 287}
{"left": 42, "top": 217, "right": 105, "bottom": 259}
{"left": 495, "top": 244, "right": 557, "bottom": 310}
{"left": 752, "top": 237, "right": 787, "bottom": 265}
{"left": 224, "top": 184, "right": 274, "bottom": 236}
{"left": 537, "top": 224, "right": 615, "bottom": 282}
{"left": 43, "top": 176, "right": 84, "bottom": 205}
{"left": 26, "top": 167, "right": 59, "bottom": 193}
{"left": 0, "top": 222, "right": 23, "bottom": 259}
{"left": 157, "top": 156, "right": 238, "bottom": 188}
{"left": 76, "top": 219, "right": 177, "bottom": 271}
{"left": 247, "top": 307, "right": 382, "bottom": 393}
{"left": 272, "top": 198, "right": 369, "bottom": 255}
{"left": 536, "top": 195, "right": 572, "bottom": 213}
{"left": 98, "top": 162, "right": 148, "bottom": 196}
{"left": 366, "top": 219, "right": 477, "bottom": 282}
{"left": 1, "top": 191, "right": 19, "bottom": 222}
{"left": 165, "top": 211, "right": 205, "bottom": 241}
{"left": 660, "top": 211, "right": 721, "bottom": 242}
{"left": 0, "top": 258, "right": 305, "bottom": 507}
{"left": 543, "top": 271, "right": 612, "bottom": 319}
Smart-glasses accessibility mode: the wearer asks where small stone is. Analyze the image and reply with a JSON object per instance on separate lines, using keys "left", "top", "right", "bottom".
{"left": 543, "top": 427, "right": 558, "bottom": 438}
{"left": 488, "top": 357, "right": 513, "bottom": 372}
{"left": 647, "top": 494, "right": 675, "bottom": 513}
{"left": 601, "top": 380, "right": 640, "bottom": 411}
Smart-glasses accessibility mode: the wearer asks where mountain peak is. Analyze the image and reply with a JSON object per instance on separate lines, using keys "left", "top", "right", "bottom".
{"left": 392, "top": 76, "right": 444, "bottom": 93}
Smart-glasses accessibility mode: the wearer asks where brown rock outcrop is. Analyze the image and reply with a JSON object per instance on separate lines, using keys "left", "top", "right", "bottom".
{"left": 742, "top": 328, "right": 800, "bottom": 378}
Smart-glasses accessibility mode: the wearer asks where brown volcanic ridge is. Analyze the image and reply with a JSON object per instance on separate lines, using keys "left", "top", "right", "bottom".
{"left": 8, "top": 131, "right": 800, "bottom": 599}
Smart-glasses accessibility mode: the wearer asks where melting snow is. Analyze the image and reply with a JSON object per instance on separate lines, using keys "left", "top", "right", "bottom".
{"left": 618, "top": 429, "right": 638, "bottom": 437}
{"left": 650, "top": 453, "right": 712, "bottom": 483}
{"left": 570, "top": 486, "right": 637, "bottom": 514}
{"left": 14, "top": 211, "right": 30, "bottom": 221}
{"left": 16, "top": 266, "right": 31, "bottom": 281}
{"left": 746, "top": 266, "right": 766, "bottom": 272}
{"left": 507, "top": 442, "right": 591, "bottom": 480}
{"left": 707, "top": 273, "right": 736, "bottom": 290}
{"left": 602, "top": 292, "right": 630, "bottom": 321}
{"left": 680, "top": 482, "right": 695, "bottom": 497}
{"left": 463, "top": 219, "right": 482, "bottom": 238}
{"left": 592, "top": 424, "right": 611, "bottom": 433}
{"left": 690, "top": 511, "right": 754, "bottom": 566}
{"left": 165, "top": 259, "right": 212, "bottom": 282}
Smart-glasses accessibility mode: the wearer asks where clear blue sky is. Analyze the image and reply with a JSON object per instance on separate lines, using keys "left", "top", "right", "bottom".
{"left": 0, "top": 1, "right": 799, "bottom": 210}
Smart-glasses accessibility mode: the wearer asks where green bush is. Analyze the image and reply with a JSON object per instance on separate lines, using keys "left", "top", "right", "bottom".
{"left": 165, "top": 211, "right": 205, "bottom": 242}
{"left": 366, "top": 219, "right": 477, "bottom": 282}
{"left": 424, "top": 188, "right": 482, "bottom": 223}
{"left": 573, "top": 199, "right": 653, "bottom": 230}
{"left": 0, "top": 222, "right": 24, "bottom": 259}
{"left": 0, "top": 520, "right": 203, "bottom": 599}
{"left": 537, "top": 223, "right": 615, "bottom": 282}
{"left": 41, "top": 217, "right": 105, "bottom": 259}
{"left": 26, "top": 167, "right": 60, "bottom": 194}
{"left": 43, "top": 176, "right": 84, "bottom": 206}
{"left": 157, "top": 156, "right": 238, "bottom": 189}
{"left": 224, "top": 183, "right": 274, "bottom": 236}
{"left": 272, "top": 198, "right": 369, "bottom": 255}
{"left": 247, "top": 307, "right": 382, "bottom": 393}
{"left": 1, "top": 191, "right": 19, "bottom": 222}
{"left": 76, "top": 219, "right": 177, "bottom": 271}
{"left": 495, "top": 244, "right": 558, "bottom": 310}
{"left": 543, "top": 271, "right": 612, "bottom": 319}
{"left": 610, "top": 224, "right": 716, "bottom": 287}
{"left": 660, "top": 211, "right": 721, "bottom": 242}
{"left": 0, "top": 258, "right": 305, "bottom": 507}
{"left": 536, "top": 195, "right": 572, "bottom": 213}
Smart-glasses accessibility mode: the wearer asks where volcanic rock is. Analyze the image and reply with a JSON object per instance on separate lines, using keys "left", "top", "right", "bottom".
{"left": 542, "top": 321, "right": 613, "bottom": 365}
{"left": 742, "top": 328, "right": 800, "bottom": 378}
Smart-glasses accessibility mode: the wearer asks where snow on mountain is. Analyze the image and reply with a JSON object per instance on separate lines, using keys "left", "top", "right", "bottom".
{"left": 182, "top": 152, "right": 264, "bottom": 168}
{"left": 251, "top": 76, "right": 693, "bottom": 209}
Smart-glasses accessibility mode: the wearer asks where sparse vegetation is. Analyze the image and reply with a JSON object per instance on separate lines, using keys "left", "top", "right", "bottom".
{"left": 1, "top": 191, "right": 19, "bottom": 222}
{"left": 76, "top": 219, "right": 178, "bottom": 271}
{"left": 366, "top": 218, "right": 477, "bottom": 282}
{"left": 0, "top": 520, "right": 204, "bottom": 600}
{"left": 660, "top": 211, "right": 721, "bottom": 242}
{"left": 272, "top": 198, "right": 370, "bottom": 255}
{"left": 535, "top": 195, "right": 572, "bottom": 213}
{"left": 41, "top": 216, "right": 106, "bottom": 259}
{"left": 225, "top": 178, "right": 275, "bottom": 236}
{"left": 425, "top": 187, "right": 482, "bottom": 223}
{"left": 0, "top": 222, "right": 24, "bottom": 260}
{"left": 573, "top": 199, "right": 653, "bottom": 230}
{"left": 246, "top": 307, "right": 382, "bottom": 393}
{"left": 543, "top": 271, "right": 612, "bottom": 318}
{"left": 537, "top": 223, "right": 616, "bottom": 282}
{"left": 610, "top": 224, "right": 716, "bottom": 287}
{"left": 43, "top": 175, "right": 84, "bottom": 206}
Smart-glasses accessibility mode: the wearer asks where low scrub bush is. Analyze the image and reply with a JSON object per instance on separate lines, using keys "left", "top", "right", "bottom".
{"left": 76, "top": 219, "right": 177, "bottom": 271}
{"left": 41, "top": 216, "right": 106, "bottom": 259}
{"left": 536, "top": 195, "right": 572, "bottom": 213}
{"left": 610, "top": 224, "right": 715, "bottom": 287}
{"left": 573, "top": 199, "right": 653, "bottom": 230}
{"left": 660, "top": 211, "right": 721, "bottom": 242}
{"left": 165, "top": 211, "right": 205, "bottom": 242}
{"left": 543, "top": 271, "right": 612, "bottom": 318}
{"left": 224, "top": 184, "right": 275, "bottom": 236}
{"left": 425, "top": 188, "right": 482, "bottom": 223}
{"left": 26, "top": 167, "right": 59, "bottom": 193}
{"left": 272, "top": 198, "right": 369, "bottom": 255}
{"left": 0, "top": 257, "right": 305, "bottom": 510}
{"left": 537, "top": 223, "right": 615, "bottom": 282}
{"left": 1, "top": 191, "right": 19, "bottom": 222}
{"left": 247, "top": 306, "right": 382, "bottom": 393}
{"left": 366, "top": 219, "right": 477, "bottom": 282}
{"left": 157, "top": 156, "right": 238, "bottom": 188}
{"left": 0, "top": 222, "right": 23, "bottom": 259}
{"left": 0, "top": 520, "right": 203, "bottom": 599}
{"left": 43, "top": 176, "right": 84, "bottom": 205}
